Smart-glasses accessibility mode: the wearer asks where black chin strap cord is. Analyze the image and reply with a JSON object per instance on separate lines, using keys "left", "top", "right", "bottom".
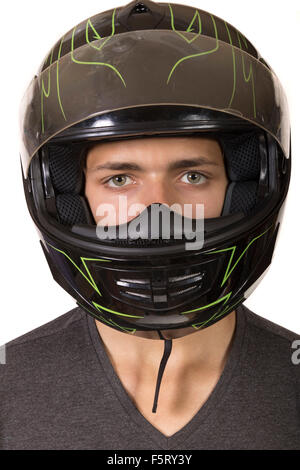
{"left": 152, "top": 330, "right": 173, "bottom": 414}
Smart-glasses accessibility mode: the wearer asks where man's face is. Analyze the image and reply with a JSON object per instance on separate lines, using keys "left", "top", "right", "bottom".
{"left": 84, "top": 136, "right": 228, "bottom": 224}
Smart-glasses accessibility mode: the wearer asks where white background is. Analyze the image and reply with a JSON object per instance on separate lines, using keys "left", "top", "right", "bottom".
{"left": 0, "top": 0, "right": 299, "bottom": 344}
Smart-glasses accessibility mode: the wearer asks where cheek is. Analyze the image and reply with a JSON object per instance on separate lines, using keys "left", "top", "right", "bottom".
{"left": 204, "top": 179, "right": 228, "bottom": 218}
{"left": 188, "top": 179, "right": 228, "bottom": 219}
{"left": 84, "top": 180, "right": 128, "bottom": 225}
{"left": 84, "top": 179, "right": 109, "bottom": 223}
{"left": 85, "top": 179, "right": 98, "bottom": 213}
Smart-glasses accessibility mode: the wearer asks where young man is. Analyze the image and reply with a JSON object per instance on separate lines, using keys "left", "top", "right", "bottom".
{"left": 84, "top": 136, "right": 234, "bottom": 436}
{"left": 1, "top": 0, "right": 299, "bottom": 450}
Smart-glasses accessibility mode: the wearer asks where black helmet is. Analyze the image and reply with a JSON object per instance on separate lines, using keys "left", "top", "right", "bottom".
{"left": 20, "top": 0, "right": 291, "bottom": 340}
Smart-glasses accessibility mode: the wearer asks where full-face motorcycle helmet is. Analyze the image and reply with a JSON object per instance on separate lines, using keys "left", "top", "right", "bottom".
{"left": 20, "top": 0, "right": 291, "bottom": 410}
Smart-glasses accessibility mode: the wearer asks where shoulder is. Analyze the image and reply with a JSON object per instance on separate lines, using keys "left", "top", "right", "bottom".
{"left": 0, "top": 307, "right": 87, "bottom": 384}
{"left": 239, "top": 303, "right": 300, "bottom": 388}
{"left": 4, "top": 306, "right": 85, "bottom": 351}
{"left": 240, "top": 303, "right": 300, "bottom": 344}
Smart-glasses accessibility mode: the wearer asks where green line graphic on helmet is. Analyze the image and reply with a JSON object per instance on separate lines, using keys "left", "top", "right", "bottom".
{"left": 46, "top": 242, "right": 110, "bottom": 296}
{"left": 41, "top": 49, "right": 54, "bottom": 134}
{"left": 41, "top": 8, "right": 126, "bottom": 133}
{"left": 185, "top": 227, "right": 273, "bottom": 329}
{"left": 167, "top": 3, "right": 256, "bottom": 118}
{"left": 206, "top": 226, "right": 272, "bottom": 287}
{"left": 167, "top": 7, "right": 219, "bottom": 84}
{"left": 192, "top": 295, "right": 244, "bottom": 330}
{"left": 225, "top": 22, "right": 237, "bottom": 112}
{"left": 46, "top": 242, "right": 144, "bottom": 319}
{"left": 85, "top": 10, "right": 116, "bottom": 51}
{"left": 223, "top": 21, "right": 256, "bottom": 118}
{"left": 56, "top": 37, "right": 67, "bottom": 123}
{"left": 182, "top": 291, "right": 232, "bottom": 316}
{"left": 71, "top": 8, "right": 126, "bottom": 88}
{"left": 42, "top": 38, "right": 67, "bottom": 133}
{"left": 77, "top": 302, "right": 137, "bottom": 335}
{"left": 237, "top": 31, "right": 256, "bottom": 118}
{"left": 92, "top": 302, "right": 144, "bottom": 319}
{"left": 40, "top": 3, "right": 261, "bottom": 135}
{"left": 169, "top": 4, "right": 202, "bottom": 43}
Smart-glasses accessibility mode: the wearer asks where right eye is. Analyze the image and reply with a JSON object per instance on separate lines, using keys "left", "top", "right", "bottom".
{"left": 105, "top": 175, "right": 133, "bottom": 188}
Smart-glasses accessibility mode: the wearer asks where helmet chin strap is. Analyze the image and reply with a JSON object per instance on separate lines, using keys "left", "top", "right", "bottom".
{"left": 151, "top": 330, "right": 173, "bottom": 413}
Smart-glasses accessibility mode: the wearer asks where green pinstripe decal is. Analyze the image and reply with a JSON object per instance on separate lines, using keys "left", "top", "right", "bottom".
{"left": 46, "top": 242, "right": 144, "bottom": 319}
{"left": 181, "top": 291, "right": 232, "bottom": 316}
{"left": 78, "top": 302, "right": 137, "bottom": 334}
{"left": 41, "top": 48, "right": 54, "bottom": 134}
{"left": 214, "top": 295, "right": 244, "bottom": 320}
{"left": 237, "top": 32, "right": 256, "bottom": 118}
{"left": 85, "top": 8, "right": 116, "bottom": 51}
{"left": 46, "top": 242, "right": 111, "bottom": 296}
{"left": 167, "top": 7, "right": 219, "bottom": 84}
{"left": 86, "top": 18, "right": 102, "bottom": 42}
{"left": 169, "top": 4, "right": 202, "bottom": 43}
{"left": 225, "top": 23, "right": 256, "bottom": 118}
{"left": 92, "top": 301, "right": 144, "bottom": 319}
{"left": 41, "top": 39, "right": 67, "bottom": 133}
{"left": 191, "top": 295, "right": 243, "bottom": 330}
{"left": 41, "top": 9, "right": 125, "bottom": 132}
{"left": 71, "top": 9, "right": 126, "bottom": 88}
{"left": 185, "top": 227, "right": 273, "bottom": 329}
{"left": 206, "top": 226, "right": 272, "bottom": 288}
{"left": 224, "top": 22, "right": 236, "bottom": 111}
{"left": 41, "top": 50, "right": 54, "bottom": 96}
{"left": 41, "top": 6, "right": 260, "bottom": 132}
{"left": 56, "top": 36, "right": 67, "bottom": 122}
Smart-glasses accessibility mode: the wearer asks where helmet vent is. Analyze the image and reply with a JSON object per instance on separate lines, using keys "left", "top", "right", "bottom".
{"left": 132, "top": 3, "right": 150, "bottom": 14}
{"left": 115, "top": 269, "right": 205, "bottom": 308}
{"left": 169, "top": 272, "right": 204, "bottom": 284}
{"left": 169, "top": 285, "right": 198, "bottom": 297}
{"left": 117, "top": 278, "right": 151, "bottom": 289}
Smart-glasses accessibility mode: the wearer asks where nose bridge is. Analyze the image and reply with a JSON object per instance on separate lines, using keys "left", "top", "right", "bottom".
{"left": 141, "top": 175, "right": 173, "bottom": 207}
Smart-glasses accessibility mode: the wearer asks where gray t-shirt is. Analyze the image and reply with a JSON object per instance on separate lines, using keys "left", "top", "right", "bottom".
{"left": 0, "top": 304, "right": 299, "bottom": 450}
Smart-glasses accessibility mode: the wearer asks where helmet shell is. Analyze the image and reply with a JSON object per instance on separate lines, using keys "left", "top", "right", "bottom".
{"left": 20, "top": 0, "right": 290, "bottom": 175}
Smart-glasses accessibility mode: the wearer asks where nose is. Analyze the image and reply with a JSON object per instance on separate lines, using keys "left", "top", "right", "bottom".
{"left": 140, "top": 180, "right": 175, "bottom": 208}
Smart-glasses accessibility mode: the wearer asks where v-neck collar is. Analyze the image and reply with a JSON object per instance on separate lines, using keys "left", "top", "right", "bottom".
{"left": 86, "top": 305, "right": 247, "bottom": 449}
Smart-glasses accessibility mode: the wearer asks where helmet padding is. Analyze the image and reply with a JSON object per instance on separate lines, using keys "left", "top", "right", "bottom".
{"left": 47, "top": 131, "right": 261, "bottom": 224}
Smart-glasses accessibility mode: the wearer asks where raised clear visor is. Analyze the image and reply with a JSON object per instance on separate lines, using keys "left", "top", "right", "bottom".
{"left": 20, "top": 28, "right": 290, "bottom": 175}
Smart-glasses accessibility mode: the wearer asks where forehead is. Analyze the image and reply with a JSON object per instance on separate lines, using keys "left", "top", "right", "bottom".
{"left": 86, "top": 136, "right": 223, "bottom": 163}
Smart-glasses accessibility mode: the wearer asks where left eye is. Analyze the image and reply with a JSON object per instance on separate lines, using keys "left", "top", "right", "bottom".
{"left": 181, "top": 172, "right": 207, "bottom": 185}
{"left": 107, "top": 175, "right": 133, "bottom": 187}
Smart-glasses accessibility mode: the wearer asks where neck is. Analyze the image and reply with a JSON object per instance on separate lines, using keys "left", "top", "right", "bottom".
{"left": 95, "top": 310, "right": 236, "bottom": 374}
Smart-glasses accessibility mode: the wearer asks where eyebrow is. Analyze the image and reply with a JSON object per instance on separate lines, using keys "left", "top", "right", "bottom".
{"left": 87, "top": 157, "right": 220, "bottom": 172}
